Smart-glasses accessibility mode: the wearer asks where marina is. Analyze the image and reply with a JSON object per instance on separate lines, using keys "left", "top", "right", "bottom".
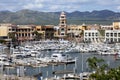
{"left": 0, "top": 1, "right": 120, "bottom": 79}
{"left": 0, "top": 40, "right": 120, "bottom": 79}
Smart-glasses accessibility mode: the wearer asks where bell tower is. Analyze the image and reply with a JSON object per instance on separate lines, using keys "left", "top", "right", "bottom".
{"left": 59, "top": 12, "right": 67, "bottom": 37}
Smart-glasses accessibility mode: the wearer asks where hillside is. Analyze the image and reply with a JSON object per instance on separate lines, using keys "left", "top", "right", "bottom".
{"left": 0, "top": 9, "right": 120, "bottom": 25}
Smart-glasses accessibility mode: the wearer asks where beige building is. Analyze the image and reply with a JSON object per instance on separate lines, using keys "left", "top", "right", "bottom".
{"left": 41, "top": 25, "right": 55, "bottom": 39}
{"left": 86, "top": 24, "right": 100, "bottom": 30}
{"left": 0, "top": 23, "right": 12, "bottom": 40}
{"left": 35, "top": 26, "right": 45, "bottom": 37}
{"left": 67, "top": 25, "right": 86, "bottom": 37}
{"left": 113, "top": 22, "right": 120, "bottom": 30}
{"left": 100, "top": 25, "right": 113, "bottom": 30}
{"left": 8, "top": 25, "right": 51, "bottom": 41}
{"left": 8, "top": 25, "right": 36, "bottom": 41}
{"left": 17, "top": 25, "right": 35, "bottom": 41}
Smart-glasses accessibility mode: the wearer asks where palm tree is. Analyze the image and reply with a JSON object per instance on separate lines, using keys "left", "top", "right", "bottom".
{"left": 8, "top": 32, "right": 18, "bottom": 46}
{"left": 87, "top": 57, "right": 104, "bottom": 70}
{"left": 87, "top": 57, "right": 120, "bottom": 80}
{"left": 33, "top": 31, "right": 43, "bottom": 41}
{"left": 87, "top": 57, "right": 109, "bottom": 80}
{"left": 107, "top": 67, "right": 120, "bottom": 80}
{"left": 8, "top": 32, "right": 17, "bottom": 42}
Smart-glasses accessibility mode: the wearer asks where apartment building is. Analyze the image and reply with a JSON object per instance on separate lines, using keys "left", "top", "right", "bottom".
{"left": 103, "top": 22, "right": 120, "bottom": 43}
{"left": 83, "top": 24, "right": 101, "bottom": 42}
{"left": 105, "top": 30, "right": 120, "bottom": 43}
{"left": 84, "top": 30, "right": 100, "bottom": 42}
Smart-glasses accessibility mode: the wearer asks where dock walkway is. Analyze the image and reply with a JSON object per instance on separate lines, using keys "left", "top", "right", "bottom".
{"left": 0, "top": 74, "right": 36, "bottom": 80}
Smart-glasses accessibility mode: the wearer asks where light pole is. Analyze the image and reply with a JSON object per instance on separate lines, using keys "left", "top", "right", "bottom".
{"left": 74, "top": 57, "right": 77, "bottom": 74}
{"left": 82, "top": 52, "right": 83, "bottom": 72}
{"left": 81, "top": 43, "right": 84, "bottom": 80}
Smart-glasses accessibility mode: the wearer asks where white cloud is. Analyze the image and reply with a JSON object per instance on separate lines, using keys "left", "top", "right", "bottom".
{"left": 0, "top": 0, "right": 120, "bottom": 12}
{"left": 117, "top": 6, "right": 120, "bottom": 10}
{"left": 22, "top": 0, "right": 45, "bottom": 9}
{"left": 96, "top": 0, "right": 120, "bottom": 5}
{"left": 23, "top": 3, "right": 43, "bottom": 9}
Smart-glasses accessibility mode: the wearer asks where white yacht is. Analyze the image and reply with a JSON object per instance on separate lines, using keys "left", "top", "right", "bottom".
{"left": 0, "top": 54, "right": 10, "bottom": 66}
{"left": 50, "top": 53, "right": 75, "bottom": 63}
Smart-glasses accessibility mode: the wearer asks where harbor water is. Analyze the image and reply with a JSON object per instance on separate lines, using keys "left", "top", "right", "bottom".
{"left": 3, "top": 51, "right": 120, "bottom": 78}
{"left": 1, "top": 42, "right": 120, "bottom": 79}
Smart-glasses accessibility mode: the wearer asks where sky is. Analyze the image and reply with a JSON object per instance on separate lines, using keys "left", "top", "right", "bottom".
{"left": 0, "top": 0, "right": 120, "bottom": 12}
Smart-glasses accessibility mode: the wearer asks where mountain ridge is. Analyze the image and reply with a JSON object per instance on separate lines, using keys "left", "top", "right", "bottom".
{"left": 0, "top": 9, "right": 120, "bottom": 25}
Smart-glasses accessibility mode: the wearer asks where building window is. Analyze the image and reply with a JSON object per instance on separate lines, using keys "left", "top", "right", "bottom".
{"left": 88, "top": 38, "right": 91, "bottom": 41}
{"left": 85, "top": 38, "right": 87, "bottom": 41}
{"left": 119, "top": 33, "right": 120, "bottom": 37}
{"left": 96, "top": 33, "right": 98, "bottom": 36}
{"left": 37, "top": 29, "right": 40, "bottom": 31}
{"left": 114, "top": 38, "right": 117, "bottom": 42}
{"left": 106, "top": 38, "right": 109, "bottom": 42}
{"left": 85, "top": 33, "right": 87, "bottom": 36}
{"left": 96, "top": 38, "right": 98, "bottom": 40}
{"left": 68, "top": 29, "right": 70, "bottom": 31}
{"left": 61, "top": 16, "right": 65, "bottom": 18}
{"left": 19, "top": 33, "right": 21, "bottom": 37}
{"left": 22, "top": 33, "right": 24, "bottom": 37}
{"left": 28, "top": 33, "right": 30, "bottom": 37}
{"left": 25, "top": 33, "right": 27, "bottom": 36}
{"left": 61, "top": 22, "right": 64, "bottom": 24}
{"left": 118, "top": 38, "right": 120, "bottom": 42}
{"left": 25, "top": 29, "right": 27, "bottom": 32}
{"left": 61, "top": 25, "right": 65, "bottom": 27}
{"left": 61, "top": 28, "right": 64, "bottom": 31}
{"left": 89, "top": 33, "right": 91, "bottom": 36}
{"left": 111, "top": 38, "right": 113, "bottom": 42}
{"left": 114, "top": 33, "right": 117, "bottom": 37}
{"left": 92, "top": 33, "right": 94, "bottom": 36}
{"left": 106, "top": 33, "right": 109, "bottom": 37}
{"left": 61, "top": 33, "right": 64, "bottom": 35}
{"left": 111, "top": 33, "right": 113, "bottom": 37}
{"left": 9, "top": 29, "right": 11, "bottom": 31}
